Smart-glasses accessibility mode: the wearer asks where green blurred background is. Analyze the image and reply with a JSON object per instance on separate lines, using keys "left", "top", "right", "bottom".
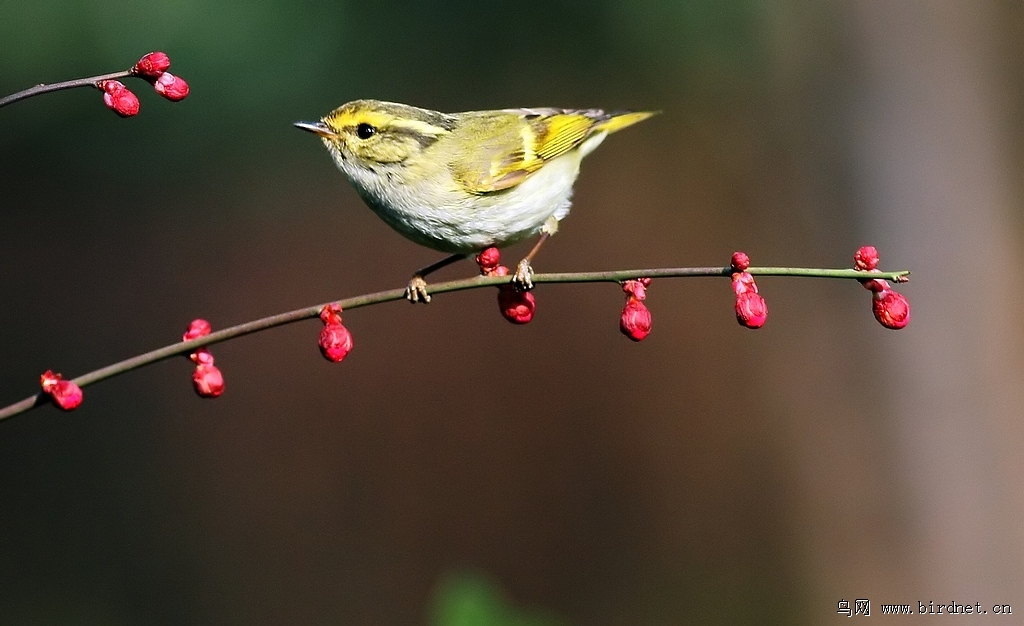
{"left": 2, "top": 1, "right": 1022, "bottom": 623}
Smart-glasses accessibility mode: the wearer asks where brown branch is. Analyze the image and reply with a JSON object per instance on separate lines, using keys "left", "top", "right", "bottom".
{"left": 0, "top": 71, "right": 132, "bottom": 109}
{"left": 0, "top": 265, "right": 910, "bottom": 422}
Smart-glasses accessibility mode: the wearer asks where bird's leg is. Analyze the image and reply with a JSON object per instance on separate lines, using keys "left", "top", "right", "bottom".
{"left": 405, "top": 253, "right": 467, "bottom": 303}
{"left": 513, "top": 216, "right": 559, "bottom": 291}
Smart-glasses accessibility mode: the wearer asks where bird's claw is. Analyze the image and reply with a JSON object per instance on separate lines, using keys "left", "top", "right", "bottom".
{"left": 405, "top": 276, "right": 431, "bottom": 303}
{"left": 512, "top": 259, "right": 535, "bottom": 291}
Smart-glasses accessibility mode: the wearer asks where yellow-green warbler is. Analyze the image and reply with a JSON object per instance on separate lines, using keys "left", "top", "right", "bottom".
{"left": 296, "top": 100, "right": 656, "bottom": 302}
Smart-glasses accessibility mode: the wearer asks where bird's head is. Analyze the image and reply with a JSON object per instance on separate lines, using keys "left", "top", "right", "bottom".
{"left": 295, "top": 99, "right": 455, "bottom": 174}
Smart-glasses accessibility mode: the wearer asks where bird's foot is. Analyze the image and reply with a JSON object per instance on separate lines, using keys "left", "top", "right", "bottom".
{"left": 405, "top": 276, "right": 431, "bottom": 303}
{"left": 512, "top": 259, "right": 535, "bottom": 291}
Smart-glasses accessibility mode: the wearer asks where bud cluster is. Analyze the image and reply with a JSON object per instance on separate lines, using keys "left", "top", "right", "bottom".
{"left": 854, "top": 246, "right": 910, "bottom": 329}
{"left": 619, "top": 278, "right": 652, "bottom": 341}
{"left": 731, "top": 251, "right": 768, "bottom": 329}
{"left": 40, "top": 370, "right": 83, "bottom": 411}
{"left": 475, "top": 247, "right": 536, "bottom": 324}
{"left": 183, "top": 319, "right": 224, "bottom": 397}
{"left": 97, "top": 51, "right": 189, "bottom": 117}
{"left": 318, "top": 303, "right": 353, "bottom": 362}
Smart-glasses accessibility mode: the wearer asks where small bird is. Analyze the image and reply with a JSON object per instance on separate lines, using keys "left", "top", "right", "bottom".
{"left": 296, "top": 100, "right": 656, "bottom": 302}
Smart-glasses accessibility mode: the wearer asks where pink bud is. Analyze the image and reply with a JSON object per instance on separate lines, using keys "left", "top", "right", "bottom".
{"left": 861, "top": 278, "right": 888, "bottom": 293}
{"left": 182, "top": 321, "right": 222, "bottom": 395}
{"left": 153, "top": 72, "right": 189, "bottom": 101}
{"left": 497, "top": 285, "right": 535, "bottom": 324}
{"left": 476, "top": 247, "right": 502, "bottom": 275}
{"left": 40, "top": 370, "right": 83, "bottom": 411}
{"left": 735, "top": 292, "right": 768, "bottom": 329}
{"left": 731, "top": 271, "right": 759, "bottom": 295}
{"left": 133, "top": 51, "right": 171, "bottom": 77}
{"left": 622, "top": 278, "right": 651, "bottom": 301}
{"left": 319, "top": 303, "right": 343, "bottom": 326}
{"left": 189, "top": 347, "right": 215, "bottom": 366}
{"left": 731, "top": 251, "right": 750, "bottom": 272}
{"left": 183, "top": 318, "right": 212, "bottom": 341}
{"left": 620, "top": 297, "right": 652, "bottom": 341}
{"left": 319, "top": 323, "right": 353, "bottom": 362}
{"left": 872, "top": 288, "right": 911, "bottom": 329}
{"left": 99, "top": 80, "right": 139, "bottom": 117}
{"left": 854, "top": 245, "right": 880, "bottom": 271}
{"left": 317, "top": 304, "right": 352, "bottom": 361}
{"left": 192, "top": 363, "right": 224, "bottom": 397}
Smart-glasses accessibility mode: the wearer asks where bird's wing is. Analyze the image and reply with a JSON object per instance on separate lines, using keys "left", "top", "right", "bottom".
{"left": 451, "top": 108, "right": 651, "bottom": 195}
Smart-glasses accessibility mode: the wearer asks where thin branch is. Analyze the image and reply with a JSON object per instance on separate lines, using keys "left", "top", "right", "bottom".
{"left": 0, "top": 265, "right": 910, "bottom": 422}
{"left": 0, "top": 71, "right": 132, "bottom": 109}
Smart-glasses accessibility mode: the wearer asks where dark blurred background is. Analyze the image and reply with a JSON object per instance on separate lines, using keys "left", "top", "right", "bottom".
{"left": 2, "top": 1, "right": 1022, "bottom": 624}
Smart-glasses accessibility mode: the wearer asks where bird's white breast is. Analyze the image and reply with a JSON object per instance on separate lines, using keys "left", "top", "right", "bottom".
{"left": 334, "top": 132, "right": 606, "bottom": 254}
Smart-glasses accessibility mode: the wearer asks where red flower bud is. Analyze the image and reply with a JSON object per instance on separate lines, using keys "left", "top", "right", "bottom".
{"left": 40, "top": 370, "right": 83, "bottom": 411}
{"left": 319, "top": 303, "right": 343, "bottom": 326}
{"left": 192, "top": 363, "right": 224, "bottom": 397}
{"left": 622, "top": 278, "right": 651, "bottom": 301}
{"left": 731, "top": 251, "right": 751, "bottom": 272}
{"left": 731, "top": 271, "right": 759, "bottom": 295}
{"left": 189, "top": 347, "right": 215, "bottom": 366}
{"left": 872, "top": 288, "right": 911, "bottom": 329}
{"left": 854, "top": 245, "right": 880, "bottom": 271}
{"left": 861, "top": 277, "right": 888, "bottom": 293}
{"left": 620, "top": 296, "right": 652, "bottom": 341}
{"left": 498, "top": 285, "right": 535, "bottom": 324}
{"left": 153, "top": 72, "right": 189, "bottom": 101}
{"left": 476, "top": 247, "right": 502, "bottom": 275}
{"left": 735, "top": 291, "right": 768, "bottom": 329}
{"left": 476, "top": 250, "right": 532, "bottom": 322}
{"left": 731, "top": 268, "right": 766, "bottom": 328}
{"left": 317, "top": 304, "right": 352, "bottom": 362}
{"left": 183, "top": 318, "right": 212, "bottom": 341}
{"left": 319, "top": 323, "right": 353, "bottom": 362}
{"left": 133, "top": 51, "right": 171, "bottom": 77}
{"left": 99, "top": 80, "right": 139, "bottom": 117}
{"left": 182, "top": 320, "right": 223, "bottom": 396}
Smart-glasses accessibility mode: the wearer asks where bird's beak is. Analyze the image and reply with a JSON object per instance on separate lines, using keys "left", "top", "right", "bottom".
{"left": 294, "top": 120, "right": 336, "bottom": 138}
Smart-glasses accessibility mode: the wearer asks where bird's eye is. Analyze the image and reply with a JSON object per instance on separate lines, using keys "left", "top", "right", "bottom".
{"left": 356, "top": 123, "right": 376, "bottom": 139}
